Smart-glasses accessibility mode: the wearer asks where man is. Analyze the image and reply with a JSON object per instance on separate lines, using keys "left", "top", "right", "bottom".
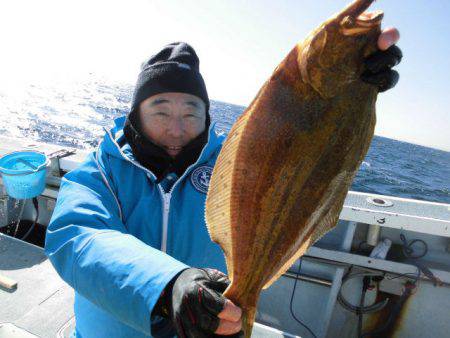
{"left": 45, "top": 29, "right": 402, "bottom": 337}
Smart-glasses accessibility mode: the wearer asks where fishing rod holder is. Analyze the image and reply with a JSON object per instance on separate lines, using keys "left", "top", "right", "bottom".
{"left": 366, "top": 196, "right": 394, "bottom": 207}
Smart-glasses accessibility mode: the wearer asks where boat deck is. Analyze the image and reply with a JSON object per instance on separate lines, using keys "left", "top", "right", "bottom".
{"left": 1, "top": 137, "right": 450, "bottom": 338}
{"left": 0, "top": 234, "right": 74, "bottom": 338}
{"left": 0, "top": 234, "right": 299, "bottom": 338}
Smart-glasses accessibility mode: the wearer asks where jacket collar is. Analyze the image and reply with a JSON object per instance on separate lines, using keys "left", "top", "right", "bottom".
{"left": 100, "top": 115, "right": 223, "bottom": 181}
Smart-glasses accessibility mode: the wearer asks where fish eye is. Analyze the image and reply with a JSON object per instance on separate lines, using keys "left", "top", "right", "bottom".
{"left": 340, "top": 15, "right": 355, "bottom": 28}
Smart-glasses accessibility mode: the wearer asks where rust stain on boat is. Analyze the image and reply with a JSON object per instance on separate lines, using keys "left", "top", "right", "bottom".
{"left": 205, "top": 1, "right": 385, "bottom": 336}
{"left": 364, "top": 285, "right": 415, "bottom": 337}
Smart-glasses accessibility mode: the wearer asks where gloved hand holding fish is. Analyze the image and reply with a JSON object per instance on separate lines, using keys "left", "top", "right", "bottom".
{"left": 205, "top": 1, "right": 402, "bottom": 337}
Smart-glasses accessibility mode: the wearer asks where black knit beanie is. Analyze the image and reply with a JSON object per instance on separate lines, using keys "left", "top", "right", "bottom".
{"left": 124, "top": 42, "right": 211, "bottom": 181}
{"left": 130, "top": 41, "right": 209, "bottom": 119}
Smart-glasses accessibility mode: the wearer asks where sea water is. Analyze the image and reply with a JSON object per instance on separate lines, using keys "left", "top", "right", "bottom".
{"left": 0, "top": 77, "right": 449, "bottom": 204}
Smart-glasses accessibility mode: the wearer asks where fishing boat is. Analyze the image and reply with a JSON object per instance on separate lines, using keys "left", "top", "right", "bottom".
{"left": 0, "top": 135, "right": 449, "bottom": 338}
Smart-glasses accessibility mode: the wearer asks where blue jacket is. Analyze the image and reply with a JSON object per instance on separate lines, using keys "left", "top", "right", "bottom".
{"left": 45, "top": 116, "right": 227, "bottom": 337}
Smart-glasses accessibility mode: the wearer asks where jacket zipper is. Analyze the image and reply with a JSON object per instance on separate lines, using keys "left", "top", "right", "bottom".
{"left": 160, "top": 191, "right": 171, "bottom": 252}
{"left": 104, "top": 127, "right": 172, "bottom": 252}
{"left": 158, "top": 134, "right": 212, "bottom": 251}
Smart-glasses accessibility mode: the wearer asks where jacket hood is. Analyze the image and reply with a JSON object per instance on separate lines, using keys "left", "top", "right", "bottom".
{"left": 100, "top": 115, "right": 225, "bottom": 171}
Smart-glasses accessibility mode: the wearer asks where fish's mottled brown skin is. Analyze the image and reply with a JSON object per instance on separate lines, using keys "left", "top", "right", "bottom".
{"left": 205, "top": 1, "right": 384, "bottom": 336}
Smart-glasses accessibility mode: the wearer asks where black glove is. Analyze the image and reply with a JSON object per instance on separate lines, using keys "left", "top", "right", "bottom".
{"left": 154, "top": 268, "right": 243, "bottom": 338}
{"left": 361, "top": 45, "right": 403, "bottom": 92}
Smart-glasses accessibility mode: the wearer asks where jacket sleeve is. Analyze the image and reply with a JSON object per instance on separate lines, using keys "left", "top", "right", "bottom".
{"left": 44, "top": 150, "right": 188, "bottom": 335}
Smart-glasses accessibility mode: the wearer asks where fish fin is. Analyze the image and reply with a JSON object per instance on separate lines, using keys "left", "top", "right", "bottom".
{"left": 306, "top": 173, "right": 350, "bottom": 248}
{"left": 205, "top": 112, "right": 250, "bottom": 275}
{"left": 310, "top": 206, "right": 342, "bottom": 246}
{"left": 262, "top": 237, "right": 312, "bottom": 290}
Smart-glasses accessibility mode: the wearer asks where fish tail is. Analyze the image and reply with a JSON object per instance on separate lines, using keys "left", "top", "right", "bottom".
{"left": 223, "top": 283, "right": 259, "bottom": 337}
{"left": 242, "top": 306, "right": 257, "bottom": 338}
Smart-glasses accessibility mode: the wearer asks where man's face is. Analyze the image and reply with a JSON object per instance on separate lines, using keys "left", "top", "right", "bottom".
{"left": 138, "top": 92, "right": 207, "bottom": 157}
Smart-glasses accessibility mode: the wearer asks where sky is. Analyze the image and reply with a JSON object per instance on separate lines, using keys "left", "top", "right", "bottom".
{"left": 1, "top": 0, "right": 449, "bottom": 151}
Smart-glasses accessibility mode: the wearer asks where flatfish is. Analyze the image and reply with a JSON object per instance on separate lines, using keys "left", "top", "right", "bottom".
{"left": 205, "top": 0, "right": 384, "bottom": 336}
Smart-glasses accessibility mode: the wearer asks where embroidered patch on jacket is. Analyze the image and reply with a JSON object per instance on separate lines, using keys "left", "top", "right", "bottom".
{"left": 190, "top": 166, "right": 213, "bottom": 194}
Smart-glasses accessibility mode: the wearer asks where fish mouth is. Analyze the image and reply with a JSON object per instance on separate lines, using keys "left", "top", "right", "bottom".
{"left": 355, "top": 10, "right": 384, "bottom": 26}
{"left": 339, "top": 0, "right": 377, "bottom": 19}
{"left": 340, "top": 10, "right": 384, "bottom": 36}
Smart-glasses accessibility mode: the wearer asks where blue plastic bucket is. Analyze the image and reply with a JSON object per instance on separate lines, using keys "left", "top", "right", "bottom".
{"left": 0, "top": 151, "right": 50, "bottom": 199}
